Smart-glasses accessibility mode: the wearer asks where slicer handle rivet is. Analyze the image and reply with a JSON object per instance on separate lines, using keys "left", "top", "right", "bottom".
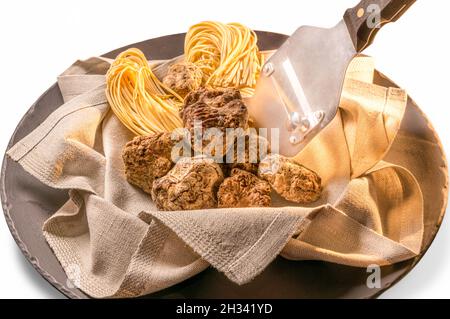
{"left": 357, "top": 8, "right": 365, "bottom": 18}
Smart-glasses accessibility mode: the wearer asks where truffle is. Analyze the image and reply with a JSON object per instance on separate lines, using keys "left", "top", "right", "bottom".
{"left": 122, "top": 132, "right": 181, "bottom": 194}
{"left": 181, "top": 87, "right": 248, "bottom": 131}
{"left": 181, "top": 87, "right": 249, "bottom": 158}
{"left": 163, "top": 62, "right": 203, "bottom": 97}
{"left": 218, "top": 169, "right": 271, "bottom": 208}
{"left": 258, "top": 154, "right": 322, "bottom": 204}
{"left": 151, "top": 156, "right": 224, "bottom": 211}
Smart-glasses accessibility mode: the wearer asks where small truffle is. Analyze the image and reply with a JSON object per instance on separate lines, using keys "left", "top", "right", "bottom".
{"left": 151, "top": 156, "right": 224, "bottom": 211}
{"left": 122, "top": 133, "right": 181, "bottom": 194}
{"left": 163, "top": 62, "right": 203, "bottom": 97}
{"left": 218, "top": 169, "right": 271, "bottom": 208}
{"left": 258, "top": 154, "right": 322, "bottom": 204}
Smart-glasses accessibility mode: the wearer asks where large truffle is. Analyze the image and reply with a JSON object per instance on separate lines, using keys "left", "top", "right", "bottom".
{"left": 151, "top": 156, "right": 224, "bottom": 211}
{"left": 181, "top": 87, "right": 249, "bottom": 130}
{"left": 163, "top": 62, "right": 203, "bottom": 97}
{"left": 218, "top": 169, "right": 271, "bottom": 208}
{"left": 122, "top": 132, "right": 182, "bottom": 194}
{"left": 226, "top": 130, "right": 271, "bottom": 175}
{"left": 181, "top": 87, "right": 249, "bottom": 158}
{"left": 258, "top": 154, "right": 322, "bottom": 204}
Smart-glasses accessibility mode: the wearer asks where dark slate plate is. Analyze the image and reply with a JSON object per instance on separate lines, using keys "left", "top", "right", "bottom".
{"left": 1, "top": 32, "right": 448, "bottom": 299}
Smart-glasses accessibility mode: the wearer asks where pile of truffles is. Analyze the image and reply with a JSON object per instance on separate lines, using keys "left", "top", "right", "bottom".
{"left": 122, "top": 85, "right": 322, "bottom": 211}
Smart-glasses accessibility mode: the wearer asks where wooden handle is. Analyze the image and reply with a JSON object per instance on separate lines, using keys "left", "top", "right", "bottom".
{"left": 344, "top": 0, "right": 416, "bottom": 52}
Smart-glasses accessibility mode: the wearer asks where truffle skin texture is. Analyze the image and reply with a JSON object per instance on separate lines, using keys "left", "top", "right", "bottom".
{"left": 151, "top": 156, "right": 224, "bottom": 211}
{"left": 181, "top": 87, "right": 249, "bottom": 130}
{"left": 163, "top": 62, "right": 203, "bottom": 97}
{"left": 122, "top": 133, "right": 180, "bottom": 194}
{"left": 181, "top": 87, "right": 249, "bottom": 158}
{"left": 226, "top": 131, "right": 271, "bottom": 175}
{"left": 218, "top": 169, "right": 271, "bottom": 208}
{"left": 258, "top": 154, "right": 322, "bottom": 204}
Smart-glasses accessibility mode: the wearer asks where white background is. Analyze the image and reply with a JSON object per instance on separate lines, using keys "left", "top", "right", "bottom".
{"left": 0, "top": 0, "right": 449, "bottom": 299}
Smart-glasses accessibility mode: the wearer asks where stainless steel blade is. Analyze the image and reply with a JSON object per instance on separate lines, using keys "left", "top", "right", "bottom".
{"left": 247, "top": 20, "right": 356, "bottom": 157}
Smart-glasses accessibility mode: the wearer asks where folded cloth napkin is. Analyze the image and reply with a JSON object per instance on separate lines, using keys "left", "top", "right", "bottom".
{"left": 7, "top": 54, "right": 424, "bottom": 298}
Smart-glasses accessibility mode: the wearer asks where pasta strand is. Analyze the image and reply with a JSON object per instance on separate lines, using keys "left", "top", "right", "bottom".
{"left": 106, "top": 48, "right": 183, "bottom": 136}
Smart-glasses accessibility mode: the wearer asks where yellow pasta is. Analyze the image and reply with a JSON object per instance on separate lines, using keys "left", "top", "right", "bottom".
{"left": 106, "top": 48, "right": 184, "bottom": 136}
{"left": 185, "top": 21, "right": 264, "bottom": 97}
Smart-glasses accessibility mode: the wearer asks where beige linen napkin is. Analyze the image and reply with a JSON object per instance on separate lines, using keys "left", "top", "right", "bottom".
{"left": 7, "top": 55, "right": 424, "bottom": 298}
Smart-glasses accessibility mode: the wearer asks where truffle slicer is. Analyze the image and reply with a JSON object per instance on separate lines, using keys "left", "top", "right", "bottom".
{"left": 247, "top": 0, "right": 415, "bottom": 157}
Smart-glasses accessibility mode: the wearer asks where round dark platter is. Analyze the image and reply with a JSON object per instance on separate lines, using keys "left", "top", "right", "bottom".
{"left": 1, "top": 32, "right": 448, "bottom": 299}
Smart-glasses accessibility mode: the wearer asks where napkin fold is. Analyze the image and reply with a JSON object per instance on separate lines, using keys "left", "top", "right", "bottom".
{"left": 7, "top": 54, "right": 424, "bottom": 298}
